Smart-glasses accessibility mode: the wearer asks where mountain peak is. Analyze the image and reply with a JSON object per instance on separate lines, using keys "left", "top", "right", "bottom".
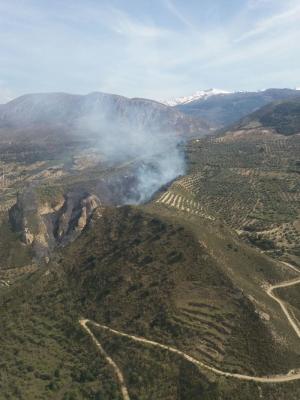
{"left": 161, "top": 88, "right": 232, "bottom": 107}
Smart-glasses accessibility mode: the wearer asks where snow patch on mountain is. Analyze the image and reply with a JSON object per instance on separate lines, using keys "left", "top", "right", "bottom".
{"left": 0, "top": 90, "right": 14, "bottom": 104}
{"left": 161, "top": 88, "right": 232, "bottom": 107}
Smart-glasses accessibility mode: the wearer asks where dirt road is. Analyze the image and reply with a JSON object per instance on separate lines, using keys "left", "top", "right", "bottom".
{"left": 267, "top": 265, "right": 300, "bottom": 339}
{"left": 79, "top": 319, "right": 130, "bottom": 400}
{"left": 80, "top": 260, "right": 300, "bottom": 398}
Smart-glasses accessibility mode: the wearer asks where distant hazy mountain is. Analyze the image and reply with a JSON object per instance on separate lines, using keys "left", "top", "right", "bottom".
{"left": 175, "top": 88, "right": 300, "bottom": 129}
{"left": 161, "top": 88, "right": 231, "bottom": 106}
{"left": 230, "top": 97, "right": 300, "bottom": 136}
{"left": 0, "top": 92, "right": 209, "bottom": 142}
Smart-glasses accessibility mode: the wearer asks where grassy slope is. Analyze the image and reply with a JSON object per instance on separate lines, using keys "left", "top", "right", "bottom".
{"left": 91, "top": 324, "right": 300, "bottom": 400}
{"left": 0, "top": 268, "right": 122, "bottom": 400}
{"left": 0, "top": 213, "right": 33, "bottom": 271}
{"left": 238, "top": 98, "right": 300, "bottom": 135}
{"left": 1, "top": 205, "right": 300, "bottom": 399}
{"left": 0, "top": 129, "right": 300, "bottom": 399}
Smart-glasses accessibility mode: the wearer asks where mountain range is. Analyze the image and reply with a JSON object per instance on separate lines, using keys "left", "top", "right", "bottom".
{"left": 1, "top": 88, "right": 300, "bottom": 146}
{"left": 161, "top": 88, "right": 231, "bottom": 106}
{"left": 174, "top": 88, "right": 300, "bottom": 128}
{"left": 0, "top": 87, "right": 300, "bottom": 400}
{"left": 0, "top": 92, "right": 208, "bottom": 143}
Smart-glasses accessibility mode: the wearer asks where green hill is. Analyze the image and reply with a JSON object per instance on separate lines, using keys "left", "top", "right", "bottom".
{"left": 234, "top": 98, "right": 300, "bottom": 135}
{"left": 1, "top": 204, "right": 300, "bottom": 399}
{"left": 0, "top": 101, "right": 300, "bottom": 398}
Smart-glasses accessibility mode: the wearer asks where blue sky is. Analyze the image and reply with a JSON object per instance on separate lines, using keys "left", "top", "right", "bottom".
{"left": 0, "top": 0, "right": 299, "bottom": 102}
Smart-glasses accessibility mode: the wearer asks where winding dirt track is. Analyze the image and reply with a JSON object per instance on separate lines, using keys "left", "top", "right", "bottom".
{"left": 80, "top": 261, "right": 300, "bottom": 399}
{"left": 80, "top": 320, "right": 130, "bottom": 400}
{"left": 267, "top": 268, "right": 300, "bottom": 339}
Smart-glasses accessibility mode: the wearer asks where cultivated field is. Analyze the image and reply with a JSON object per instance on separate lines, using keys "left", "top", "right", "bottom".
{"left": 155, "top": 134, "right": 300, "bottom": 264}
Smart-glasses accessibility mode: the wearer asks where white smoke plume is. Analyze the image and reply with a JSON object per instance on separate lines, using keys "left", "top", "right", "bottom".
{"left": 77, "top": 111, "right": 185, "bottom": 204}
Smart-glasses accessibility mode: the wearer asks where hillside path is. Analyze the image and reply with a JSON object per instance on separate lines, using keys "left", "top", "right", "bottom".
{"left": 266, "top": 262, "right": 300, "bottom": 338}
{"left": 79, "top": 319, "right": 130, "bottom": 400}
{"left": 80, "top": 261, "right": 300, "bottom": 397}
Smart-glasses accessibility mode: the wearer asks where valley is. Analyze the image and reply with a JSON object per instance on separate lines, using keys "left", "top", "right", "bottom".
{"left": 0, "top": 92, "right": 300, "bottom": 399}
{"left": 2, "top": 0, "right": 300, "bottom": 397}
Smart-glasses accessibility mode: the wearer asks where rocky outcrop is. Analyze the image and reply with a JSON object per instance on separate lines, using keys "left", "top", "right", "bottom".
{"left": 76, "top": 195, "right": 100, "bottom": 231}
{"left": 9, "top": 188, "right": 102, "bottom": 262}
{"left": 54, "top": 193, "right": 101, "bottom": 245}
{"left": 9, "top": 191, "right": 41, "bottom": 246}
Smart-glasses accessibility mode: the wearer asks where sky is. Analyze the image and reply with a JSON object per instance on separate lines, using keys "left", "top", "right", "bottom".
{"left": 0, "top": 0, "right": 299, "bottom": 102}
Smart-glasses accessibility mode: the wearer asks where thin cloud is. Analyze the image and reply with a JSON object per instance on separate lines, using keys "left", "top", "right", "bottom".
{"left": 237, "top": 2, "right": 300, "bottom": 42}
{"left": 100, "top": 7, "right": 169, "bottom": 39}
{"left": 164, "top": 0, "right": 195, "bottom": 30}
{"left": 0, "top": 0, "right": 299, "bottom": 98}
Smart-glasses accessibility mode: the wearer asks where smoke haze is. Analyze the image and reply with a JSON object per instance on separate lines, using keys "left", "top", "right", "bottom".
{"left": 0, "top": 92, "right": 193, "bottom": 204}
{"left": 77, "top": 111, "right": 186, "bottom": 204}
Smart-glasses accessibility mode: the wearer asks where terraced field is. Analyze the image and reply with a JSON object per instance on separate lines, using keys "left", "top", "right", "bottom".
{"left": 171, "top": 295, "right": 233, "bottom": 369}
{"left": 155, "top": 134, "right": 300, "bottom": 263}
{"left": 155, "top": 189, "right": 215, "bottom": 221}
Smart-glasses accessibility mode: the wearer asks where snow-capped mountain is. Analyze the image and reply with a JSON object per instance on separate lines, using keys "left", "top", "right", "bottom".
{"left": 175, "top": 88, "right": 300, "bottom": 128}
{"left": 161, "top": 88, "right": 232, "bottom": 107}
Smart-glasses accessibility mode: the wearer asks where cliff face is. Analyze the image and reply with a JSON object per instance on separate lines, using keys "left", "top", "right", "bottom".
{"left": 54, "top": 193, "right": 101, "bottom": 245}
{"left": 9, "top": 188, "right": 101, "bottom": 262}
